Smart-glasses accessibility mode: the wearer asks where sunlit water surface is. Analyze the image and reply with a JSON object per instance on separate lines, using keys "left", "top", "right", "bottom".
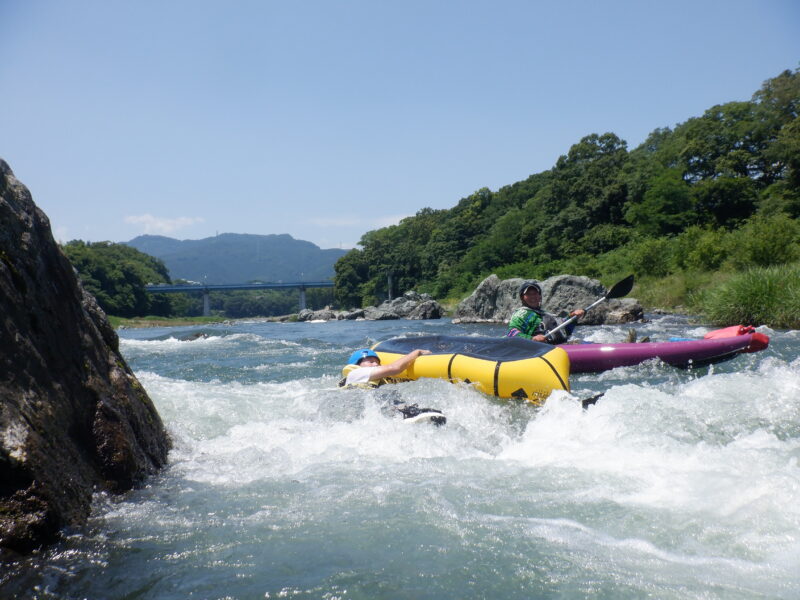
{"left": 4, "top": 316, "right": 800, "bottom": 599}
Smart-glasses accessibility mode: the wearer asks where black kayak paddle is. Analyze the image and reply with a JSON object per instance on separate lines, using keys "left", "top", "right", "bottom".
{"left": 545, "top": 274, "right": 635, "bottom": 340}
{"left": 581, "top": 393, "right": 604, "bottom": 409}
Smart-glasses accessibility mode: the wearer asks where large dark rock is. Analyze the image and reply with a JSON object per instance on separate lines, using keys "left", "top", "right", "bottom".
{"left": 453, "top": 274, "right": 643, "bottom": 325}
{"left": 0, "top": 159, "right": 171, "bottom": 557}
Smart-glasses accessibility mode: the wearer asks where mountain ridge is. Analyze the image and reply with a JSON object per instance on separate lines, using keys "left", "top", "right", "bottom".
{"left": 126, "top": 233, "right": 347, "bottom": 284}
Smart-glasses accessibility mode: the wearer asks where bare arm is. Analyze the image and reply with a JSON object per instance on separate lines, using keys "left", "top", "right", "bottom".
{"left": 369, "top": 349, "right": 431, "bottom": 379}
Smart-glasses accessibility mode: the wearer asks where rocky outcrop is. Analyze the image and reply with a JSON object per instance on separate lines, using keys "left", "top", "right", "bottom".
{"left": 298, "top": 291, "right": 443, "bottom": 322}
{"left": 376, "top": 291, "right": 443, "bottom": 320}
{"left": 0, "top": 159, "right": 171, "bottom": 557}
{"left": 453, "top": 274, "right": 643, "bottom": 325}
{"left": 450, "top": 275, "right": 522, "bottom": 323}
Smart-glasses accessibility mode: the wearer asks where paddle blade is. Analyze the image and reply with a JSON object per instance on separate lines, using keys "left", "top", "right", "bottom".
{"left": 581, "top": 393, "right": 604, "bottom": 409}
{"left": 606, "top": 274, "right": 634, "bottom": 299}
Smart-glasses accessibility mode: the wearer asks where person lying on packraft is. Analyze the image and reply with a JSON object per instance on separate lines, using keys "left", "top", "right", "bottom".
{"left": 506, "top": 280, "right": 585, "bottom": 344}
{"left": 340, "top": 348, "right": 431, "bottom": 387}
{"left": 339, "top": 348, "right": 445, "bottom": 425}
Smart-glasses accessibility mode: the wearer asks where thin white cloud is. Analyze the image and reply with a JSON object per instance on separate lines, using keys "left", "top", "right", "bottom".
{"left": 125, "top": 214, "right": 205, "bottom": 235}
{"left": 309, "top": 216, "right": 364, "bottom": 227}
{"left": 373, "top": 214, "right": 410, "bottom": 228}
{"left": 310, "top": 214, "right": 410, "bottom": 229}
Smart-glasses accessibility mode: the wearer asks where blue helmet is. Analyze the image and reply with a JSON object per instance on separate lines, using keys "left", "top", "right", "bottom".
{"left": 347, "top": 348, "right": 380, "bottom": 365}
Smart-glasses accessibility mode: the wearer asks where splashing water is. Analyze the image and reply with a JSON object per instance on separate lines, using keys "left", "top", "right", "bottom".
{"left": 4, "top": 317, "right": 800, "bottom": 599}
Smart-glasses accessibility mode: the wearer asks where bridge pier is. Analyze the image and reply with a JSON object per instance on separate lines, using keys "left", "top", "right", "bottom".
{"left": 299, "top": 286, "right": 306, "bottom": 311}
{"left": 144, "top": 281, "right": 334, "bottom": 317}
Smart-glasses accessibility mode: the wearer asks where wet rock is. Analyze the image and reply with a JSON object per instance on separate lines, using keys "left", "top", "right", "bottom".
{"left": 342, "top": 308, "right": 365, "bottom": 320}
{"left": 363, "top": 305, "right": 402, "bottom": 320}
{"left": 297, "top": 307, "right": 352, "bottom": 321}
{"left": 180, "top": 332, "right": 209, "bottom": 341}
{"left": 0, "top": 159, "right": 171, "bottom": 556}
{"left": 297, "top": 292, "right": 443, "bottom": 321}
{"left": 406, "top": 300, "right": 442, "bottom": 320}
{"left": 604, "top": 298, "right": 645, "bottom": 324}
{"left": 374, "top": 291, "right": 443, "bottom": 320}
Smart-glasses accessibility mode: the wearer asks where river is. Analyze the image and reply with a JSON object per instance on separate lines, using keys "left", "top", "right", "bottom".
{"left": 3, "top": 316, "right": 800, "bottom": 599}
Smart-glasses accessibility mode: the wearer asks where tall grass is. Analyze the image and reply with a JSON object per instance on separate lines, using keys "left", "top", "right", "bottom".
{"left": 702, "top": 264, "right": 800, "bottom": 328}
{"left": 108, "top": 315, "right": 227, "bottom": 328}
{"left": 631, "top": 271, "right": 722, "bottom": 313}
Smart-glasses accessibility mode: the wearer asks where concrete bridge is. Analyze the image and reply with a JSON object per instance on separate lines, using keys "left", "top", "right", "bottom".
{"left": 145, "top": 281, "right": 334, "bottom": 316}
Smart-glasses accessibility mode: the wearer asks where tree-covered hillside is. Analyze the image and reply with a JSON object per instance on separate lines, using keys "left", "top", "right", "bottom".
{"left": 334, "top": 68, "right": 800, "bottom": 309}
{"left": 62, "top": 241, "right": 174, "bottom": 317}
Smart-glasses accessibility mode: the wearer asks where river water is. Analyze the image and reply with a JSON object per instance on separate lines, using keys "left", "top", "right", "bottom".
{"left": 4, "top": 316, "right": 800, "bottom": 599}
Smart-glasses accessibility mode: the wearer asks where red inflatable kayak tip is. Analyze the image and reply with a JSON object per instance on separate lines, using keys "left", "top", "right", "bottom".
{"left": 744, "top": 332, "right": 770, "bottom": 353}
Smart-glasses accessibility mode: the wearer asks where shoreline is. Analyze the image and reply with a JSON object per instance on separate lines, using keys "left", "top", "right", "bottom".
{"left": 110, "top": 314, "right": 300, "bottom": 329}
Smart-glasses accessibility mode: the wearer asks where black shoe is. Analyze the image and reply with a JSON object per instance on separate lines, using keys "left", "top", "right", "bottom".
{"left": 397, "top": 403, "right": 447, "bottom": 426}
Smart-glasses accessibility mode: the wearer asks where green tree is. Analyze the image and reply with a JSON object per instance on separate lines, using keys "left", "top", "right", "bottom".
{"left": 334, "top": 249, "right": 370, "bottom": 308}
{"left": 670, "top": 226, "right": 729, "bottom": 272}
{"left": 222, "top": 290, "right": 299, "bottom": 318}
{"left": 691, "top": 176, "right": 757, "bottom": 228}
{"left": 532, "top": 133, "right": 629, "bottom": 260}
{"left": 629, "top": 237, "right": 673, "bottom": 278}
{"left": 726, "top": 213, "right": 800, "bottom": 268}
{"left": 625, "top": 168, "right": 693, "bottom": 235}
{"left": 62, "top": 241, "right": 173, "bottom": 317}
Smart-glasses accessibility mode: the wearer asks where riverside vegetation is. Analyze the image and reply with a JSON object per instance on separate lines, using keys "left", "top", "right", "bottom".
{"left": 62, "top": 240, "right": 335, "bottom": 320}
{"left": 333, "top": 68, "right": 800, "bottom": 329}
{"left": 63, "top": 68, "right": 800, "bottom": 328}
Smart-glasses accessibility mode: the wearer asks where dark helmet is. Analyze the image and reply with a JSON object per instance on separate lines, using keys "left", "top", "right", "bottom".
{"left": 518, "top": 280, "right": 542, "bottom": 301}
{"left": 347, "top": 348, "right": 380, "bottom": 365}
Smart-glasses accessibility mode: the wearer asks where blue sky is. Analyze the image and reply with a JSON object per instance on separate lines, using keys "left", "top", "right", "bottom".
{"left": 1, "top": 1, "right": 798, "bottom": 250}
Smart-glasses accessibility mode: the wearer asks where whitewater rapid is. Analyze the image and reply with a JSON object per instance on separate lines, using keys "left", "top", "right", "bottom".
{"left": 4, "top": 317, "right": 799, "bottom": 599}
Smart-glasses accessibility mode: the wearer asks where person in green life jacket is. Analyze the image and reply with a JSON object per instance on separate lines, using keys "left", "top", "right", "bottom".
{"left": 506, "top": 280, "right": 585, "bottom": 344}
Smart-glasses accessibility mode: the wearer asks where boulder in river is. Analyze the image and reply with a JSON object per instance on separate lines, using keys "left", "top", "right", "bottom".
{"left": 452, "top": 274, "right": 643, "bottom": 325}
{"left": 298, "top": 291, "right": 443, "bottom": 321}
{"left": 0, "top": 159, "right": 171, "bottom": 557}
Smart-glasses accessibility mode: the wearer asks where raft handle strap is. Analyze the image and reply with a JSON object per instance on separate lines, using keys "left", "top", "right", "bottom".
{"left": 538, "top": 355, "right": 570, "bottom": 392}
{"left": 447, "top": 354, "right": 457, "bottom": 381}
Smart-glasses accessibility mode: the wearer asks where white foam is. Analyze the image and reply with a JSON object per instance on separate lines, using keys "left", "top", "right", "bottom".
{"left": 84, "top": 322, "right": 800, "bottom": 597}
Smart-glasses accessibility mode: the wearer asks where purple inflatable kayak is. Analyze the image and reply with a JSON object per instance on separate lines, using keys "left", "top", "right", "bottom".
{"left": 563, "top": 330, "right": 770, "bottom": 373}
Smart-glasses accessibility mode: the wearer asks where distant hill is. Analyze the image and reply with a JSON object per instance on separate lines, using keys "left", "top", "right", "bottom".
{"left": 126, "top": 233, "right": 347, "bottom": 284}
